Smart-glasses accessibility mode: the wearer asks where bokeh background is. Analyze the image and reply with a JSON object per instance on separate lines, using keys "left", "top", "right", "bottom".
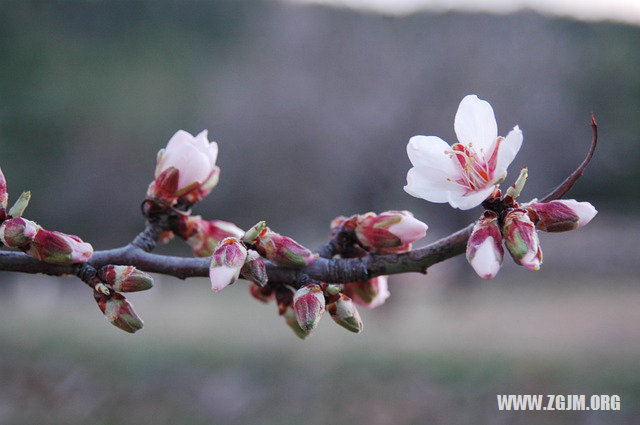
{"left": 1, "top": 1, "right": 639, "bottom": 424}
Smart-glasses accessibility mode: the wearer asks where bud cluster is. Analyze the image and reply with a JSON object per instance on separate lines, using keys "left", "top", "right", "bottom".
{"left": 280, "top": 283, "right": 364, "bottom": 339}
{"left": 0, "top": 168, "right": 94, "bottom": 265}
{"left": 466, "top": 168, "right": 597, "bottom": 279}
{"left": 91, "top": 265, "right": 153, "bottom": 333}
{"left": 0, "top": 217, "right": 93, "bottom": 265}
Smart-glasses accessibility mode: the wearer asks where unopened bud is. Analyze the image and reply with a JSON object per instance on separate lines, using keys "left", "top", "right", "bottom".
{"left": 94, "top": 291, "right": 144, "bottom": 333}
{"left": 343, "top": 276, "right": 390, "bottom": 309}
{"left": 249, "top": 281, "right": 273, "bottom": 303}
{"left": 284, "top": 307, "right": 310, "bottom": 339}
{"left": 26, "top": 229, "right": 93, "bottom": 264}
{"left": 293, "top": 284, "right": 326, "bottom": 332}
{"left": 527, "top": 199, "right": 597, "bottom": 232}
{"left": 0, "top": 217, "right": 40, "bottom": 249}
{"left": 503, "top": 209, "right": 543, "bottom": 271}
{"left": 254, "top": 227, "right": 317, "bottom": 268}
{"left": 355, "top": 211, "right": 427, "bottom": 252}
{"left": 100, "top": 265, "right": 154, "bottom": 292}
{"left": 466, "top": 211, "right": 504, "bottom": 279}
{"left": 241, "top": 250, "right": 268, "bottom": 287}
{"left": 209, "top": 237, "right": 247, "bottom": 292}
{"left": 8, "top": 191, "right": 30, "bottom": 217}
{"left": 327, "top": 293, "right": 363, "bottom": 333}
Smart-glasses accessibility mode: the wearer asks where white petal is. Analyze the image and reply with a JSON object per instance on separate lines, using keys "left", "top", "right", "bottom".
{"left": 446, "top": 185, "right": 495, "bottom": 210}
{"left": 209, "top": 265, "right": 239, "bottom": 292}
{"left": 407, "top": 135, "right": 458, "bottom": 175}
{"left": 454, "top": 95, "right": 498, "bottom": 151}
{"left": 165, "top": 130, "right": 195, "bottom": 152}
{"left": 494, "top": 125, "right": 523, "bottom": 180}
{"left": 404, "top": 167, "right": 464, "bottom": 204}
{"left": 194, "top": 130, "right": 210, "bottom": 149}
{"left": 470, "top": 237, "right": 501, "bottom": 279}
{"left": 163, "top": 144, "right": 211, "bottom": 190}
{"left": 558, "top": 200, "right": 597, "bottom": 228}
{"left": 388, "top": 215, "right": 428, "bottom": 245}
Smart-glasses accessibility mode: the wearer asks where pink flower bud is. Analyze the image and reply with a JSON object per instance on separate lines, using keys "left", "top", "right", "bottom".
{"left": 241, "top": 250, "right": 268, "bottom": 287}
{"left": 0, "top": 217, "right": 40, "bottom": 249}
{"left": 178, "top": 215, "right": 244, "bottom": 257}
{"left": 293, "top": 284, "right": 326, "bottom": 332}
{"left": 503, "top": 209, "right": 543, "bottom": 271}
{"left": 343, "top": 276, "right": 390, "bottom": 309}
{"left": 26, "top": 229, "right": 93, "bottom": 265}
{"left": 254, "top": 227, "right": 317, "bottom": 268}
{"left": 94, "top": 291, "right": 144, "bottom": 333}
{"left": 527, "top": 200, "right": 597, "bottom": 232}
{"left": 249, "top": 281, "right": 274, "bottom": 303}
{"left": 147, "top": 130, "right": 220, "bottom": 204}
{"left": 99, "top": 265, "right": 154, "bottom": 292}
{"left": 283, "top": 307, "right": 310, "bottom": 339}
{"left": 466, "top": 211, "right": 504, "bottom": 279}
{"left": 355, "top": 211, "right": 427, "bottom": 253}
{"left": 0, "top": 166, "right": 7, "bottom": 211}
{"left": 326, "top": 293, "right": 363, "bottom": 333}
{"left": 209, "top": 237, "right": 248, "bottom": 292}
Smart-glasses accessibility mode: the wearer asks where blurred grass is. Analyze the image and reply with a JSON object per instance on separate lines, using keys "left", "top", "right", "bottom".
{"left": 1, "top": 275, "right": 639, "bottom": 424}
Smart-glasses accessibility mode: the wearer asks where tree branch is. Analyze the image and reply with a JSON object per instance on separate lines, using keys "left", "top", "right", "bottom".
{"left": 0, "top": 118, "right": 598, "bottom": 288}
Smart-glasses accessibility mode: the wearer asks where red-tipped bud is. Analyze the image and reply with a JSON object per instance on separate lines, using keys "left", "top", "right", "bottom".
{"left": 241, "top": 250, "right": 268, "bottom": 287}
{"left": 503, "top": 209, "right": 543, "bottom": 271}
{"left": 527, "top": 200, "right": 597, "bottom": 232}
{"left": 283, "top": 307, "right": 310, "bottom": 339}
{"left": 293, "top": 284, "right": 326, "bottom": 332}
{"left": 209, "top": 237, "right": 247, "bottom": 292}
{"left": 249, "top": 281, "right": 273, "bottom": 303}
{"left": 0, "top": 166, "right": 7, "bottom": 211}
{"left": 94, "top": 291, "right": 144, "bottom": 333}
{"left": 343, "top": 276, "right": 390, "bottom": 309}
{"left": 178, "top": 215, "right": 244, "bottom": 257}
{"left": 326, "top": 293, "right": 363, "bottom": 333}
{"left": 26, "top": 229, "right": 93, "bottom": 265}
{"left": 466, "top": 211, "right": 504, "bottom": 279}
{"left": 99, "top": 265, "right": 154, "bottom": 292}
{"left": 254, "top": 227, "right": 317, "bottom": 268}
{"left": 0, "top": 217, "right": 40, "bottom": 249}
{"left": 355, "top": 211, "right": 427, "bottom": 253}
{"left": 147, "top": 130, "right": 220, "bottom": 205}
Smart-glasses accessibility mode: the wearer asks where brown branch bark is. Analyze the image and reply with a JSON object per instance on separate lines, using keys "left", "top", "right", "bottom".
{"left": 0, "top": 118, "right": 598, "bottom": 288}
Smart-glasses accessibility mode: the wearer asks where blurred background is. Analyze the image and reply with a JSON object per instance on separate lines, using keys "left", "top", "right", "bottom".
{"left": 1, "top": 0, "right": 639, "bottom": 424}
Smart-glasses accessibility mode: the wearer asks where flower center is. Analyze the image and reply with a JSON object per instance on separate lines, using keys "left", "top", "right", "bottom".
{"left": 446, "top": 138, "right": 502, "bottom": 193}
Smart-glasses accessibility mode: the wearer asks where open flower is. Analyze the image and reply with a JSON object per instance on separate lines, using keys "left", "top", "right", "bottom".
{"left": 147, "top": 130, "right": 220, "bottom": 204}
{"left": 405, "top": 95, "right": 523, "bottom": 210}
